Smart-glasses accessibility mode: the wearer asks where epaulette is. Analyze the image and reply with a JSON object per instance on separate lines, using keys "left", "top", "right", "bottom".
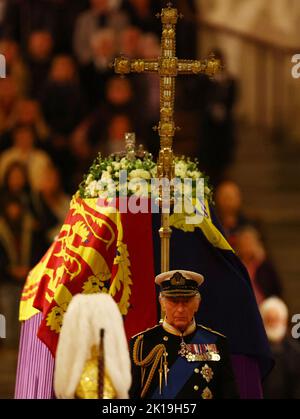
{"left": 131, "top": 324, "right": 160, "bottom": 340}
{"left": 198, "top": 324, "right": 226, "bottom": 338}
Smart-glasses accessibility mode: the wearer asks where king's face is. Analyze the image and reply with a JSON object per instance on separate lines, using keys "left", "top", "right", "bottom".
{"left": 161, "top": 296, "right": 200, "bottom": 332}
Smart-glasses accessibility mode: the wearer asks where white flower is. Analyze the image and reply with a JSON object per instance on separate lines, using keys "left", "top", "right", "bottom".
{"left": 96, "top": 180, "right": 103, "bottom": 190}
{"left": 85, "top": 180, "right": 98, "bottom": 197}
{"left": 128, "top": 178, "right": 149, "bottom": 197}
{"left": 101, "top": 171, "right": 112, "bottom": 181}
{"left": 175, "top": 169, "right": 185, "bottom": 178}
{"left": 150, "top": 181, "right": 159, "bottom": 197}
{"left": 187, "top": 170, "right": 201, "bottom": 180}
{"left": 175, "top": 161, "right": 188, "bottom": 178}
{"left": 120, "top": 158, "right": 129, "bottom": 169}
{"left": 107, "top": 181, "right": 117, "bottom": 195}
{"left": 150, "top": 167, "right": 157, "bottom": 177}
{"left": 81, "top": 153, "right": 211, "bottom": 202}
{"left": 129, "top": 169, "right": 151, "bottom": 180}
{"left": 86, "top": 174, "right": 94, "bottom": 184}
{"left": 183, "top": 182, "right": 193, "bottom": 198}
{"left": 112, "top": 162, "right": 121, "bottom": 171}
{"left": 98, "top": 190, "right": 109, "bottom": 198}
{"left": 119, "top": 182, "right": 128, "bottom": 194}
{"left": 205, "top": 186, "right": 211, "bottom": 195}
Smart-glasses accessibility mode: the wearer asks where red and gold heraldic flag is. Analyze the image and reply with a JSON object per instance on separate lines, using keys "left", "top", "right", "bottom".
{"left": 20, "top": 196, "right": 157, "bottom": 356}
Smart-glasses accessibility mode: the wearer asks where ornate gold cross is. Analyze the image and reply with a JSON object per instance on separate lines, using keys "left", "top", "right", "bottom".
{"left": 113, "top": 3, "right": 221, "bottom": 182}
{"left": 113, "top": 3, "right": 222, "bottom": 274}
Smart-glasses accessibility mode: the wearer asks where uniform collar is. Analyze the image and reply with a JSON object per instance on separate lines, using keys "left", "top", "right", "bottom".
{"left": 162, "top": 318, "right": 196, "bottom": 337}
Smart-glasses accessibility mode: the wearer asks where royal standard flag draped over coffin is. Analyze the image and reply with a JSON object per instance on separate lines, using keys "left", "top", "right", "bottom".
{"left": 20, "top": 195, "right": 157, "bottom": 356}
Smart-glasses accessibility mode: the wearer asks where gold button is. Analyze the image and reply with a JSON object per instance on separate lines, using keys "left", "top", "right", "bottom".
{"left": 194, "top": 368, "right": 200, "bottom": 374}
{"left": 194, "top": 385, "right": 199, "bottom": 391}
{"left": 163, "top": 336, "right": 168, "bottom": 341}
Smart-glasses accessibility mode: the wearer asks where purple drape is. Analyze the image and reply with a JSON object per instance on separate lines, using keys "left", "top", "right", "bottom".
{"left": 231, "top": 355, "right": 263, "bottom": 399}
{"left": 14, "top": 313, "right": 55, "bottom": 399}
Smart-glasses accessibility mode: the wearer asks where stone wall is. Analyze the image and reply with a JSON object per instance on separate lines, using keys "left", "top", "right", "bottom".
{"left": 195, "top": 0, "right": 300, "bottom": 141}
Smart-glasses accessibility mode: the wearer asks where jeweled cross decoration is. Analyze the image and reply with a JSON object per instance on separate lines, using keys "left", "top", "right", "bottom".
{"left": 113, "top": 3, "right": 222, "bottom": 274}
{"left": 113, "top": 2, "right": 221, "bottom": 181}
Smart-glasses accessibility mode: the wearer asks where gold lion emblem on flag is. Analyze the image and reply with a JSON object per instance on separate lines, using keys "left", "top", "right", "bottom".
{"left": 44, "top": 198, "right": 133, "bottom": 335}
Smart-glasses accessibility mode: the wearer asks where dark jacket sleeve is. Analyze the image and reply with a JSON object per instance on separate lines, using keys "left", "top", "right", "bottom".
{"left": 129, "top": 337, "right": 142, "bottom": 399}
{"left": 218, "top": 337, "right": 240, "bottom": 399}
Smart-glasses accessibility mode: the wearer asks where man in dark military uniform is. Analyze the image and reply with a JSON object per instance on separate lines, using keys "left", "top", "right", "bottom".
{"left": 129, "top": 270, "right": 239, "bottom": 399}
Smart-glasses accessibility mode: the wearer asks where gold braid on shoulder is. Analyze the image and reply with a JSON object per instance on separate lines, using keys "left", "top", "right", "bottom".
{"left": 133, "top": 334, "right": 167, "bottom": 398}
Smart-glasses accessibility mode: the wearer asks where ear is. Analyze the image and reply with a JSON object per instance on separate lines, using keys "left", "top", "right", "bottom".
{"left": 159, "top": 296, "right": 166, "bottom": 312}
{"left": 194, "top": 298, "right": 200, "bottom": 313}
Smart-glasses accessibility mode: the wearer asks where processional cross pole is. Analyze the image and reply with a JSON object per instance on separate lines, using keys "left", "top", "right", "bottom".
{"left": 113, "top": 2, "right": 222, "bottom": 273}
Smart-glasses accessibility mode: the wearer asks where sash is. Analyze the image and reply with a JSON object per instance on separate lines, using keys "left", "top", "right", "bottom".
{"left": 151, "top": 329, "right": 217, "bottom": 399}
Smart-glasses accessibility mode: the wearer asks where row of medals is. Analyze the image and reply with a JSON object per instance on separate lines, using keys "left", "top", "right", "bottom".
{"left": 178, "top": 340, "right": 221, "bottom": 362}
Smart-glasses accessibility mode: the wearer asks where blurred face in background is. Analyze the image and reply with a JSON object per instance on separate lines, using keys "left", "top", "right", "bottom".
{"left": 139, "top": 33, "right": 160, "bottom": 59}
{"left": 0, "top": 39, "right": 19, "bottom": 65}
{"left": 15, "top": 99, "right": 40, "bottom": 125}
{"left": 90, "top": 0, "right": 109, "bottom": 13}
{"left": 6, "top": 164, "right": 28, "bottom": 193}
{"left": 120, "top": 27, "right": 141, "bottom": 58}
{"left": 235, "top": 229, "right": 265, "bottom": 265}
{"left": 13, "top": 127, "right": 35, "bottom": 152}
{"left": 215, "top": 181, "right": 242, "bottom": 216}
{"left": 39, "top": 166, "right": 61, "bottom": 195}
{"left": 91, "top": 29, "right": 116, "bottom": 61}
{"left": 4, "top": 200, "right": 23, "bottom": 223}
{"left": 262, "top": 306, "right": 288, "bottom": 343}
{"left": 28, "top": 31, "right": 53, "bottom": 61}
{"left": 50, "top": 56, "right": 76, "bottom": 83}
{"left": 129, "top": 0, "right": 151, "bottom": 12}
{"left": 106, "top": 78, "right": 132, "bottom": 105}
{"left": 0, "top": 77, "right": 18, "bottom": 108}
{"left": 108, "top": 115, "right": 131, "bottom": 140}
{"left": 70, "top": 127, "right": 92, "bottom": 160}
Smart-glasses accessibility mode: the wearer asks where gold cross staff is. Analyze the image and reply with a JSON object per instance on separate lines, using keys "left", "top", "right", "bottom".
{"left": 113, "top": 3, "right": 222, "bottom": 273}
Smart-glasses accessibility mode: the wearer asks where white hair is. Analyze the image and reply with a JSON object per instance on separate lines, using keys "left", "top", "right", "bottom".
{"left": 54, "top": 293, "right": 131, "bottom": 399}
{"left": 259, "top": 297, "right": 288, "bottom": 321}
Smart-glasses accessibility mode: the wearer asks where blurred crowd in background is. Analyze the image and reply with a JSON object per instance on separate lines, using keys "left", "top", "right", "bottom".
{"left": 0, "top": 0, "right": 299, "bottom": 399}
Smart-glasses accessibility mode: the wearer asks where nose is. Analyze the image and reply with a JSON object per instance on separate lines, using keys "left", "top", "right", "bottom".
{"left": 176, "top": 303, "right": 185, "bottom": 312}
